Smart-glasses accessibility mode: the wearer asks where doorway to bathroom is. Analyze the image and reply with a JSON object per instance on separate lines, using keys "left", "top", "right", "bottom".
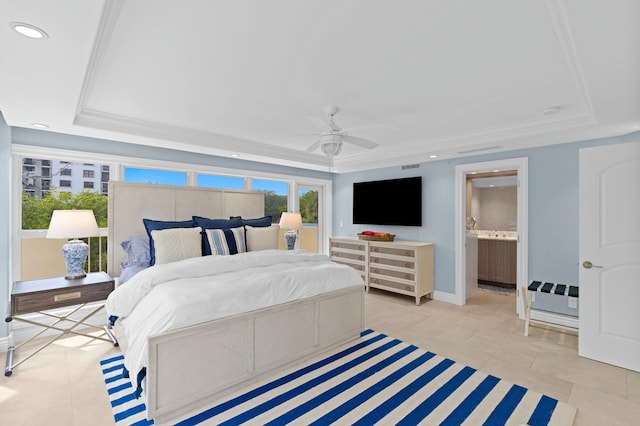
{"left": 454, "top": 157, "right": 529, "bottom": 317}
{"left": 468, "top": 170, "right": 518, "bottom": 297}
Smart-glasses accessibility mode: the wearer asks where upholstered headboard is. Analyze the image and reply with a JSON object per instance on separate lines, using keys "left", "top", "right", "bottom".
{"left": 107, "top": 181, "right": 265, "bottom": 277}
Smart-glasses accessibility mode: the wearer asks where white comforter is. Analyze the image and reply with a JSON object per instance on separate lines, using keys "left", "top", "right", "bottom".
{"left": 105, "top": 249, "right": 364, "bottom": 376}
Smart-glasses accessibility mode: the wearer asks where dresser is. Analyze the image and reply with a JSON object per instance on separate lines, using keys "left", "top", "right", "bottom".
{"left": 330, "top": 237, "right": 434, "bottom": 305}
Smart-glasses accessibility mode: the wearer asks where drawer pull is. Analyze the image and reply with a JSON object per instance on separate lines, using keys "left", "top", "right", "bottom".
{"left": 54, "top": 292, "right": 81, "bottom": 302}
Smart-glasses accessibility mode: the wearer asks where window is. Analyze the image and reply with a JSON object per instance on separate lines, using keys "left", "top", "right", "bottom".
{"left": 251, "top": 179, "right": 288, "bottom": 223}
{"left": 83, "top": 170, "right": 95, "bottom": 178}
{"left": 60, "top": 168, "right": 71, "bottom": 176}
{"left": 197, "top": 174, "right": 244, "bottom": 190}
{"left": 60, "top": 180, "right": 71, "bottom": 187}
{"left": 124, "top": 167, "right": 187, "bottom": 185}
{"left": 84, "top": 181, "right": 94, "bottom": 189}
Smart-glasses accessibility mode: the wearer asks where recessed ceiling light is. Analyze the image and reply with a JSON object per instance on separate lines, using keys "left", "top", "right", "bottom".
{"left": 31, "top": 123, "right": 49, "bottom": 129}
{"left": 429, "top": 154, "right": 438, "bottom": 159}
{"left": 230, "top": 153, "right": 239, "bottom": 158}
{"left": 493, "top": 170, "right": 499, "bottom": 173}
{"left": 10, "top": 22, "right": 48, "bottom": 39}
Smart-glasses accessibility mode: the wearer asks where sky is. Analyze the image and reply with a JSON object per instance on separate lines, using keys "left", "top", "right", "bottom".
{"left": 124, "top": 167, "right": 288, "bottom": 195}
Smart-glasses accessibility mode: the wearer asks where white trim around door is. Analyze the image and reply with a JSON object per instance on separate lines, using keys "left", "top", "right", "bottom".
{"left": 454, "top": 157, "right": 528, "bottom": 317}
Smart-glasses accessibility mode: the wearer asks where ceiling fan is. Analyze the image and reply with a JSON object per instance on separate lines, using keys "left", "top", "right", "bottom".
{"left": 304, "top": 106, "right": 381, "bottom": 157}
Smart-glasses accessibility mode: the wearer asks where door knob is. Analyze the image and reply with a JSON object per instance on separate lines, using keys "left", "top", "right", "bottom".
{"left": 583, "top": 261, "right": 603, "bottom": 269}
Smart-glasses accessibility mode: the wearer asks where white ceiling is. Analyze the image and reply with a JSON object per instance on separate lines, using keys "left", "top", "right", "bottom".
{"left": 1, "top": 0, "right": 639, "bottom": 173}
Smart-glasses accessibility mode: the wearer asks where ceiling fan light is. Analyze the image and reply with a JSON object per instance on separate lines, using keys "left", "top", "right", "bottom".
{"left": 321, "top": 141, "right": 342, "bottom": 156}
{"left": 320, "top": 133, "right": 343, "bottom": 156}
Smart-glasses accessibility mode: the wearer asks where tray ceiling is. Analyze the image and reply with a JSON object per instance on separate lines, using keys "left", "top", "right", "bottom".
{"left": 1, "top": 0, "right": 639, "bottom": 172}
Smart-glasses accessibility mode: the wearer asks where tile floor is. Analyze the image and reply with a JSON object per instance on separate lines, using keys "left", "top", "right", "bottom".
{"left": 1, "top": 289, "right": 639, "bottom": 425}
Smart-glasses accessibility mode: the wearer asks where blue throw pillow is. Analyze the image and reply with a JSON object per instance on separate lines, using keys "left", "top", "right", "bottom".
{"left": 230, "top": 215, "right": 273, "bottom": 227}
{"left": 205, "top": 227, "right": 247, "bottom": 255}
{"left": 143, "top": 218, "right": 196, "bottom": 265}
{"left": 120, "top": 236, "right": 151, "bottom": 268}
{"left": 193, "top": 216, "right": 244, "bottom": 255}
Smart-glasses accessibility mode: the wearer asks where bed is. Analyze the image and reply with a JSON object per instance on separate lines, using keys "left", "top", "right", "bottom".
{"left": 105, "top": 182, "right": 365, "bottom": 424}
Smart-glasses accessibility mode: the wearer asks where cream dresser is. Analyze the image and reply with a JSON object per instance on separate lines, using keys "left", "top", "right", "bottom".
{"left": 330, "top": 237, "right": 434, "bottom": 305}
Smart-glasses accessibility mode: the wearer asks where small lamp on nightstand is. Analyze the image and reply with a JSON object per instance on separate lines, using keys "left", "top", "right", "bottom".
{"left": 279, "top": 212, "right": 302, "bottom": 250}
{"left": 46, "top": 209, "right": 99, "bottom": 280}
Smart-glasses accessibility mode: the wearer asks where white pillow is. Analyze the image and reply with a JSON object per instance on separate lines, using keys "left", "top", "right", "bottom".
{"left": 246, "top": 225, "right": 280, "bottom": 251}
{"left": 151, "top": 227, "right": 202, "bottom": 264}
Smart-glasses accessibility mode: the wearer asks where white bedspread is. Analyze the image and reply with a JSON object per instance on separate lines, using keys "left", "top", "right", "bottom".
{"left": 105, "top": 249, "right": 364, "bottom": 376}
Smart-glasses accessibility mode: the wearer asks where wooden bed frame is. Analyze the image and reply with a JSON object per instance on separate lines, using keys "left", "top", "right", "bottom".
{"left": 107, "top": 182, "right": 364, "bottom": 424}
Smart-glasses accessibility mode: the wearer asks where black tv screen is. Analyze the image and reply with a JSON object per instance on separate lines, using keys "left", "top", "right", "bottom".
{"left": 353, "top": 176, "right": 422, "bottom": 226}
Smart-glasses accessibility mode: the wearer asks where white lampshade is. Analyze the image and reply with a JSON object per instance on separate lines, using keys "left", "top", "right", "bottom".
{"left": 46, "top": 209, "right": 99, "bottom": 239}
{"left": 279, "top": 212, "right": 302, "bottom": 230}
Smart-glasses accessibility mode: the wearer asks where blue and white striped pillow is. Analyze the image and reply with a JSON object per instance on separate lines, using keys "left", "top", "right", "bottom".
{"left": 205, "top": 227, "right": 247, "bottom": 255}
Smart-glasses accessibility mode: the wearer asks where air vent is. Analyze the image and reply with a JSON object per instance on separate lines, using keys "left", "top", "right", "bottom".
{"left": 401, "top": 164, "right": 420, "bottom": 170}
{"left": 457, "top": 146, "right": 502, "bottom": 154}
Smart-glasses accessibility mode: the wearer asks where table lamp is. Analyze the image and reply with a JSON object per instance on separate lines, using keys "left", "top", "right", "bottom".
{"left": 46, "top": 209, "right": 99, "bottom": 279}
{"left": 279, "top": 212, "right": 302, "bottom": 250}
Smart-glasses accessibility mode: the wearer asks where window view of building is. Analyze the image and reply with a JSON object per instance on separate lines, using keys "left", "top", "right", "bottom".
{"left": 21, "top": 157, "right": 110, "bottom": 274}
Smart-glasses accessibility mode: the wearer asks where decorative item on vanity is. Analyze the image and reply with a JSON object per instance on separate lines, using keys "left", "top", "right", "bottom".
{"left": 46, "top": 209, "right": 99, "bottom": 279}
{"left": 279, "top": 212, "right": 302, "bottom": 250}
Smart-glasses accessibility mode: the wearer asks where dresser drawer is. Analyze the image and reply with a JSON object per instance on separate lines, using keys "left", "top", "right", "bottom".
{"left": 330, "top": 240, "right": 367, "bottom": 251}
{"left": 331, "top": 250, "right": 366, "bottom": 262}
{"left": 369, "top": 277, "right": 415, "bottom": 293}
{"left": 370, "top": 266, "right": 415, "bottom": 281}
{"left": 11, "top": 280, "right": 114, "bottom": 315}
{"left": 333, "top": 260, "right": 366, "bottom": 273}
{"left": 369, "top": 245, "right": 415, "bottom": 257}
{"left": 369, "top": 255, "right": 415, "bottom": 269}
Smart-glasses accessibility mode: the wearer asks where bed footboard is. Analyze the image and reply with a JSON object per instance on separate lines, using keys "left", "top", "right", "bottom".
{"left": 146, "top": 286, "right": 364, "bottom": 424}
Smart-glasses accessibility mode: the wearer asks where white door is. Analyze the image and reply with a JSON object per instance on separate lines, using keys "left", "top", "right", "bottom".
{"left": 579, "top": 141, "right": 640, "bottom": 372}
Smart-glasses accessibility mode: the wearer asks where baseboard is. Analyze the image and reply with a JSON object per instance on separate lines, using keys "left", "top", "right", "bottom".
{"left": 432, "top": 290, "right": 460, "bottom": 305}
{"left": 530, "top": 309, "right": 579, "bottom": 331}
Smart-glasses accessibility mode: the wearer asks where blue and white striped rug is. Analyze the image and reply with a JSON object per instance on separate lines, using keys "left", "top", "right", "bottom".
{"left": 100, "top": 329, "right": 577, "bottom": 425}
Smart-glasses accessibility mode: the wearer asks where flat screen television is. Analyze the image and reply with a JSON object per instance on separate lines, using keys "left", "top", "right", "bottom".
{"left": 353, "top": 176, "right": 422, "bottom": 226}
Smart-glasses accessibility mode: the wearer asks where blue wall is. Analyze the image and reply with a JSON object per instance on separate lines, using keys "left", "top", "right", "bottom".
{"left": 333, "top": 132, "right": 640, "bottom": 314}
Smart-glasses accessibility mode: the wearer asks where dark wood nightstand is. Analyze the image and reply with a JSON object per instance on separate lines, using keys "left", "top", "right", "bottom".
{"left": 4, "top": 271, "right": 118, "bottom": 376}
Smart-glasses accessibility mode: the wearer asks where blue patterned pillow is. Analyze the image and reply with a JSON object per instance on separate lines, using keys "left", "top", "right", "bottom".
{"left": 143, "top": 218, "right": 196, "bottom": 265}
{"left": 205, "top": 227, "right": 247, "bottom": 255}
{"left": 193, "top": 216, "right": 244, "bottom": 255}
{"left": 120, "top": 236, "right": 151, "bottom": 268}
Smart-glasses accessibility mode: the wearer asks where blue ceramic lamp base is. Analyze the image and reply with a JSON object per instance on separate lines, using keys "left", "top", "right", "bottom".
{"left": 61, "top": 239, "right": 89, "bottom": 280}
{"left": 284, "top": 230, "right": 297, "bottom": 250}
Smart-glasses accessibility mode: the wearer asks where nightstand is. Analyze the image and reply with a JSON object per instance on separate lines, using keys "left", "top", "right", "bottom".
{"left": 4, "top": 271, "right": 118, "bottom": 376}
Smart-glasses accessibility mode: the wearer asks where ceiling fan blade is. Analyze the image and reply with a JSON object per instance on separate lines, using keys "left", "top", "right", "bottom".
{"left": 342, "top": 123, "right": 398, "bottom": 134}
{"left": 342, "top": 135, "right": 379, "bottom": 149}
{"left": 262, "top": 133, "right": 318, "bottom": 142}
{"left": 306, "top": 116, "right": 333, "bottom": 132}
{"left": 305, "top": 139, "right": 321, "bottom": 153}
